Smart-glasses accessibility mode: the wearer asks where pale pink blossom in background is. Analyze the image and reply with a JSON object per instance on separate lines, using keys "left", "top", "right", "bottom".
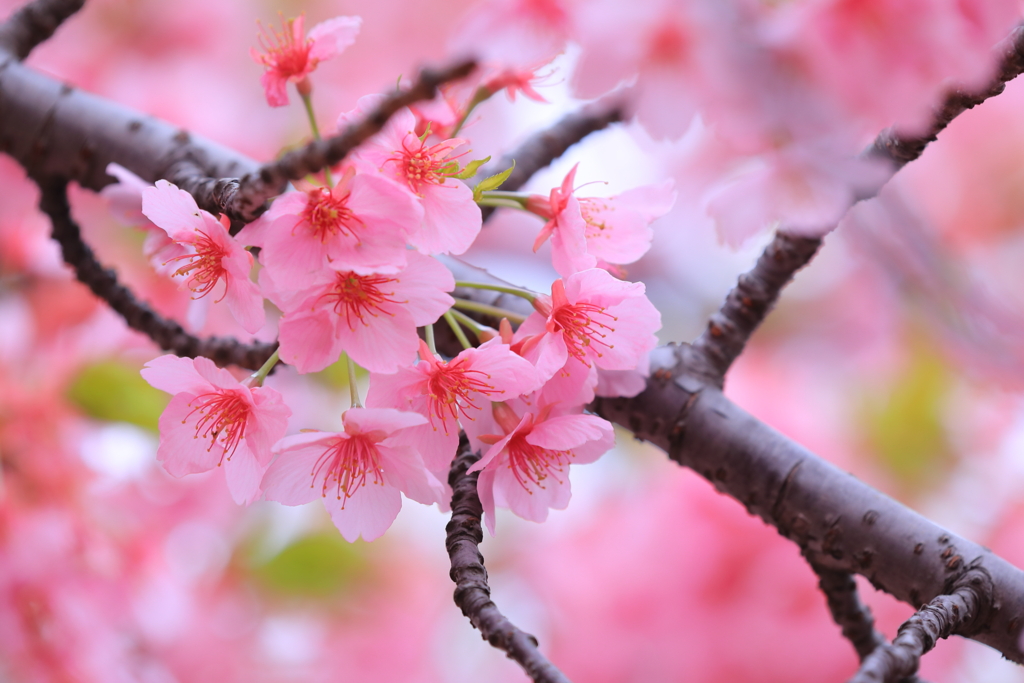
{"left": 251, "top": 14, "right": 362, "bottom": 107}
{"left": 261, "top": 408, "right": 443, "bottom": 542}
{"left": 141, "top": 354, "right": 291, "bottom": 504}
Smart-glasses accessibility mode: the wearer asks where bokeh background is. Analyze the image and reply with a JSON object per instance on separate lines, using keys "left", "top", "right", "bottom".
{"left": 3, "top": 0, "right": 1024, "bottom": 680}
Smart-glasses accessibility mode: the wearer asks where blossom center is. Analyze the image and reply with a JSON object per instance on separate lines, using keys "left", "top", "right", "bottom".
{"left": 579, "top": 199, "right": 611, "bottom": 237}
{"left": 256, "top": 19, "right": 314, "bottom": 79}
{"left": 165, "top": 231, "right": 229, "bottom": 299}
{"left": 184, "top": 391, "right": 250, "bottom": 463}
{"left": 550, "top": 300, "right": 617, "bottom": 364}
{"left": 311, "top": 435, "right": 384, "bottom": 506}
{"left": 425, "top": 360, "right": 497, "bottom": 433}
{"left": 317, "top": 272, "right": 403, "bottom": 330}
{"left": 507, "top": 433, "right": 571, "bottom": 492}
{"left": 302, "top": 187, "right": 363, "bottom": 242}
{"left": 389, "top": 137, "right": 462, "bottom": 195}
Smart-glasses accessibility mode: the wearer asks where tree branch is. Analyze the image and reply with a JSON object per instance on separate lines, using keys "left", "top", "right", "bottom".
{"left": 37, "top": 178, "right": 277, "bottom": 370}
{"left": 0, "top": 0, "right": 83, "bottom": 60}
{"left": 810, "top": 561, "right": 890, "bottom": 663}
{"left": 848, "top": 569, "right": 994, "bottom": 683}
{"left": 446, "top": 440, "right": 572, "bottom": 683}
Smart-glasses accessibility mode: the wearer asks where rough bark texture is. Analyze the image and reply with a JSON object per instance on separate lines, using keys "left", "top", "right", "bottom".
{"left": 811, "top": 562, "right": 891, "bottom": 662}
{"left": 848, "top": 569, "right": 994, "bottom": 683}
{"left": 446, "top": 443, "right": 573, "bottom": 683}
{"left": 0, "top": 0, "right": 82, "bottom": 59}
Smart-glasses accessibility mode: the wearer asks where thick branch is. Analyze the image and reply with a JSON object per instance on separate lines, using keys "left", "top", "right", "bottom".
{"left": 848, "top": 569, "right": 994, "bottom": 683}
{"left": 446, "top": 441, "right": 572, "bottom": 683}
{"left": 591, "top": 346, "right": 1024, "bottom": 663}
{"left": 0, "top": 0, "right": 83, "bottom": 60}
{"left": 37, "top": 178, "right": 277, "bottom": 370}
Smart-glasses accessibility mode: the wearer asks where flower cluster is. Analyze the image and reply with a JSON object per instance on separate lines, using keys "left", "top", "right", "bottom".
{"left": 122, "top": 10, "right": 674, "bottom": 543}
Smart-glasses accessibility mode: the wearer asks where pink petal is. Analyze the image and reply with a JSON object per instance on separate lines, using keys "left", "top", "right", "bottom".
{"left": 279, "top": 309, "right": 344, "bottom": 374}
{"left": 492, "top": 459, "right": 570, "bottom": 522}
{"left": 224, "top": 444, "right": 267, "bottom": 505}
{"left": 262, "top": 437, "right": 333, "bottom": 506}
{"left": 477, "top": 467, "right": 498, "bottom": 536}
{"left": 526, "top": 413, "right": 614, "bottom": 463}
{"left": 261, "top": 70, "right": 290, "bottom": 107}
{"left": 246, "top": 388, "right": 292, "bottom": 464}
{"left": 325, "top": 480, "right": 403, "bottom": 542}
{"left": 224, "top": 275, "right": 266, "bottom": 334}
{"left": 141, "top": 180, "right": 206, "bottom": 241}
{"left": 378, "top": 443, "right": 444, "bottom": 505}
{"left": 140, "top": 355, "right": 209, "bottom": 396}
{"left": 549, "top": 195, "right": 596, "bottom": 277}
{"left": 156, "top": 394, "right": 226, "bottom": 476}
{"left": 412, "top": 181, "right": 482, "bottom": 255}
{"left": 307, "top": 16, "right": 362, "bottom": 62}
{"left": 342, "top": 407, "right": 427, "bottom": 436}
{"left": 388, "top": 253, "right": 455, "bottom": 325}
{"left": 336, "top": 307, "right": 420, "bottom": 373}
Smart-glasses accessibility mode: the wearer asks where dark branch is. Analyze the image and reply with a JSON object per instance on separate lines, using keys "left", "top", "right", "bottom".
{"left": 848, "top": 569, "right": 994, "bottom": 683}
{"left": 591, "top": 350, "right": 1024, "bottom": 663}
{"left": 0, "top": 0, "right": 83, "bottom": 60}
{"left": 689, "top": 232, "right": 822, "bottom": 384}
{"left": 810, "top": 562, "right": 889, "bottom": 663}
{"left": 222, "top": 59, "right": 478, "bottom": 223}
{"left": 37, "top": 178, "right": 277, "bottom": 370}
{"left": 446, "top": 440, "right": 572, "bottom": 683}
{"left": 871, "top": 25, "right": 1024, "bottom": 169}
{"left": 480, "top": 100, "right": 624, "bottom": 222}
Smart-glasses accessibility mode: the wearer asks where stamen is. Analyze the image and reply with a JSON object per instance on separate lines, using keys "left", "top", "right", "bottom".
{"left": 163, "top": 231, "right": 229, "bottom": 301}
{"left": 425, "top": 360, "right": 497, "bottom": 433}
{"left": 315, "top": 272, "right": 406, "bottom": 330}
{"left": 309, "top": 435, "right": 385, "bottom": 507}
{"left": 550, "top": 300, "right": 617, "bottom": 364}
{"left": 301, "top": 187, "right": 365, "bottom": 243}
{"left": 506, "top": 433, "right": 572, "bottom": 493}
{"left": 183, "top": 391, "right": 250, "bottom": 463}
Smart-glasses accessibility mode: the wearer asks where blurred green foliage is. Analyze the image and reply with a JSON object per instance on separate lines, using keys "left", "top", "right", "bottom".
{"left": 860, "top": 340, "right": 953, "bottom": 489}
{"left": 249, "top": 530, "right": 369, "bottom": 598}
{"left": 67, "top": 360, "right": 168, "bottom": 432}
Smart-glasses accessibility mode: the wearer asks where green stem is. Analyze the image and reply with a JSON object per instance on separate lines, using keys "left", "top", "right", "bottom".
{"left": 301, "top": 90, "right": 334, "bottom": 187}
{"left": 424, "top": 324, "right": 436, "bottom": 355}
{"left": 451, "top": 85, "right": 491, "bottom": 137}
{"left": 448, "top": 308, "right": 490, "bottom": 341}
{"left": 444, "top": 310, "right": 473, "bottom": 350}
{"left": 452, "top": 298, "right": 526, "bottom": 324}
{"left": 476, "top": 190, "right": 529, "bottom": 210}
{"left": 247, "top": 348, "right": 280, "bottom": 387}
{"left": 455, "top": 280, "right": 537, "bottom": 302}
{"left": 346, "top": 353, "right": 362, "bottom": 408}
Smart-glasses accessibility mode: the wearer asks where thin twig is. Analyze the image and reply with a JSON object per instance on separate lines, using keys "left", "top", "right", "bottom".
{"left": 216, "top": 59, "right": 477, "bottom": 223}
{"left": 0, "top": 0, "right": 83, "bottom": 60}
{"left": 811, "top": 563, "right": 889, "bottom": 662}
{"left": 446, "top": 440, "right": 572, "bottom": 683}
{"left": 847, "top": 569, "right": 993, "bottom": 683}
{"left": 37, "top": 177, "right": 277, "bottom": 370}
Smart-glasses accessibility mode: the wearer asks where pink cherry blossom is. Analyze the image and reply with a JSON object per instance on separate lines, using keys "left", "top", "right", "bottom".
{"left": 263, "top": 252, "right": 455, "bottom": 374}
{"left": 101, "top": 163, "right": 175, "bottom": 274}
{"left": 140, "top": 354, "right": 291, "bottom": 505}
{"left": 529, "top": 166, "right": 678, "bottom": 273}
{"left": 237, "top": 169, "right": 422, "bottom": 283}
{"left": 514, "top": 269, "right": 661, "bottom": 382}
{"left": 141, "top": 181, "right": 265, "bottom": 334}
{"left": 251, "top": 14, "right": 362, "bottom": 107}
{"left": 261, "top": 408, "right": 443, "bottom": 542}
{"left": 366, "top": 338, "right": 541, "bottom": 473}
{"left": 526, "top": 164, "right": 595, "bottom": 277}
{"left": 468, "top": 402, "right": 614, "bottom": 534}
{"left": 450, "top": 0, "right": 570, "bottom": 68}
{"left": 481, "top": 63, "right": 551, "bottom": 103}
{"left": 355, "top": 108, "right": 482, "bottom": 255}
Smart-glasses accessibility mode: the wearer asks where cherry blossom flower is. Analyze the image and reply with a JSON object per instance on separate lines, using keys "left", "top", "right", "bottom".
{"left": 355, "top": 107, "right": 482, "bottom": 255}
{"left": 262, "top": 252, "right": 454, "bottom": 374}
{"left": 514, "top": 269, "right": 661, "bottom": 382}
{"left": 451, "top": 0, "right": 570, "bottom": 68}
{"left": 261, "top": 408, "right": 444, "bottom": 542}
{"left": 251, "top": 14, "right": 362, "bottom": 107}
{"left": 468, "top": 402, "right": 614, "bottom": 534}
{"left": 237, "top": 169, "right": 421, "bottom": 284}
{"left": 529, "top": 165, "right": 677, "bottom": 274}
{"left": 366, "top": 338, "right": 540, "bottom": 473}
{"left": 140, "top": 355, "right": 291, "bottom": 505}
{"left": 141, "top": 181, "right": 264, "bottom": 333}
{"left": 101, "top": 163, "right": 174, "bottom": 274}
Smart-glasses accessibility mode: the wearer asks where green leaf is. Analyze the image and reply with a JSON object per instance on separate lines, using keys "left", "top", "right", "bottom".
{"left": 250, "top": 531, "right": 368, "bottom": 598}
{"left": 473, "top": 160, "right": 516, "bottom": 201}
{"left": 453, "top": 156, "right": 491, "bottom": 180}
{"left": 66, "top": 360, "right": 168, "bottom": 432}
